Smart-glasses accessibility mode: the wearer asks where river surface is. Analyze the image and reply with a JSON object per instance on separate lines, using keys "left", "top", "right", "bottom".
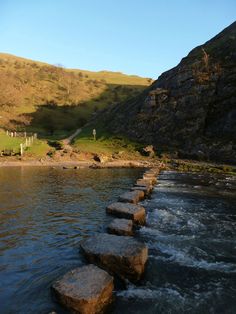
{"left": 0, "top": 168, "right": 236, "bottom": 314}
{"left": 0, "top": 167, "right": 143, "bottom": 314}
{"left": 115, "top": 171, "right": 236, "bottom": 314}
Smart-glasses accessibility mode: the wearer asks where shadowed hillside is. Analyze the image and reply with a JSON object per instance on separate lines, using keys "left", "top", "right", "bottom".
{"left": 96, "top": 21, "right": 236, "bottom": 163}
{"left": 0, "top": 53, "right": 152, "bottom": 134}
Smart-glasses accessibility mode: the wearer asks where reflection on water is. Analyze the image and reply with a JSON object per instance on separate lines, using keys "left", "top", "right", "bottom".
{"left": 114, "top": 171, "right": 236, "bottom": 314}
{"left": 0, "top": 167, "right": 143, "bottom": 314}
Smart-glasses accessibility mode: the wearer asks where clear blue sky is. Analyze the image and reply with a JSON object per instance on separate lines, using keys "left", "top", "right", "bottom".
{"left": 0, "top": 0, "right": 235, "bottom": 78}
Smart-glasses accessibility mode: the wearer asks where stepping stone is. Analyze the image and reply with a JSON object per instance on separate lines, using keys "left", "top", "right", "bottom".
{"left": 107, "top": 218, "right": 133, "bottom": 236}
{"left": 52, "top": 265, "right": 114, "bottom": 314}
{"left": 145, "top": 169, "right": 159, "bottom": 175}
{"left": 143, "top": 171, "right": 157, "bottom": 177}
{"left": 136, "top": 178, "right": 155, "bottom": 186}
{"left": 119, "top": 190, "right": 144, "bottom": 204}
{"left": 80, "top": 233, "right": 148, "bottom": 282}
{"left": 106, "top": 202, "right": 146, "bottom": 224}
{"left": 142, "top": 175, "right": 157, "bottom": 184}
{"left": 130, "top": 186, "right": 152, "bottom": 196}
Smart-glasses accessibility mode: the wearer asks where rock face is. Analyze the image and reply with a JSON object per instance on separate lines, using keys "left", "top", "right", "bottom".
{"left": 99, "top": 22, "right": 236, "bottom": 163}
{"left": 119, "top": 190, "right": 144, "bottom": 203}
{"left": 107, "top": 218, "right": 133, "bottom": 236}
{"left": 80, "top": 233, "right": 148, "bottom": 282}
{"left": 51, "top": 265, "right": 114, "bottom": 314}
{"left": 106, "top": 202, "right": 146, "bottom": 224}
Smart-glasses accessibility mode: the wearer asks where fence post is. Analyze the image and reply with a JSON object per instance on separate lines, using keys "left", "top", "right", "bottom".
{"left": 20, "top": 143, "right": 23, "bottom": 156}
{"left": 6, "top": 130, "right": 8, "bottom": 136}
{"left": 24, "top": 132, "right": 26, "bottom": 138}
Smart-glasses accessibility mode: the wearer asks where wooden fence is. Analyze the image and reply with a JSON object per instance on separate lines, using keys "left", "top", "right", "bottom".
{"left": 1, "top": 131, "right": 38, "bottom": 156}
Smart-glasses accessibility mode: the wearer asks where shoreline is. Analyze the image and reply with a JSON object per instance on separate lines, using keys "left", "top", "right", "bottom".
{"left": 0, "top": 158, "right": 235, "bottom": 176}
{"left": 0, "top": 159, "right": 156, "bottom": 168}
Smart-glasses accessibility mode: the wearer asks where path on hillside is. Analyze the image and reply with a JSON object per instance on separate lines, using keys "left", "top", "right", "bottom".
{"left": 62, "top": 128, "right": 82, "bottom": 147}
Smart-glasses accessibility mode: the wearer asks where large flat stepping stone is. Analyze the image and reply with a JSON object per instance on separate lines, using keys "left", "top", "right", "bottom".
{"left": 106, "top": 202, "right": 146, "bottom": 224}
{"left": 130, "top": 186, "right": 152, "bottom": 196}
{"left": 119, "top": 190, "right": 144, "bottom": 204}
{"left": 145, "top": 169, "right": 159, "bottom": 176}
{"left": 107, "top": 218, "right": 133, "bottom": 236}
{"left": 142, "top": 175, "right": 157, "bottom": 184}
{"left": 136, "top": 178, "right": 156, "bottom": 186}
{"left": 52, "top": 265, "right": 114, "bottom": 314}
{"left": 134, "top": 182, "right": 153, "bottom": 190}
{"left": 80, "top": 233, "right": 148, "bottom": 282}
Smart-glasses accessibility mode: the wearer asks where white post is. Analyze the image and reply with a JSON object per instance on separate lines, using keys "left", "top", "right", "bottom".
{"left": 20, "top": 143, "right": 23, "bottom": 156}
{"left": 34, "top": 133, "right": 37, "bottom": 139}
{"left": 14, "top": 131, "right": 16, "bottom": 137}
{"left": 28, "top": 137, "right": 31, "bottom": 146}
{"left": 25, "top": 138, "right": 28, "bottom": 146}
{"left": 6, "top": 130, "right": 8, "bottom": 136}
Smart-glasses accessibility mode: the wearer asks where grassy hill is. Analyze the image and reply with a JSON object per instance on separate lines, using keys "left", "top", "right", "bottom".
{"left": 0, "top": 53, "right": 152, "bottom": 137}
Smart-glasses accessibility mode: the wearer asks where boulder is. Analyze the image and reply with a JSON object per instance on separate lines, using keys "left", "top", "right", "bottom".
{"left": 94, "top": 154, "right": 109, "bottom": 163}
{"left": 107, "top": 218, "right": 133, "bottom": 236}
{"left": 52, "top": 265, "right": 114, "bottom": 314}
{"left": 141, "top": 145, "right": 155, "bottom": 157}
{"left": 119, "top": 190, "right": 144, "bottom": 204}
{"left": 106, "top": 202, "right": 146, "bottom": 225}
{"left": 80, "top": 233, "right": 148, "bottom": 282}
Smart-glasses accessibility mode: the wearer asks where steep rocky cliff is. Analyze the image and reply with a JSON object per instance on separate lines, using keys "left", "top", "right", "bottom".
{"left": 102, "top": 22, "right": 236, "bottom": 163}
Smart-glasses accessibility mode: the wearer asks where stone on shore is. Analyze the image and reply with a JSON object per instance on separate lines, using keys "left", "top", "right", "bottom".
{"left": 106, "top": 202, "right": 146, "bottom": 224}
{"left": 52, "top": 264, "right": 114, "bottom": 314}
{"left": 107, "top": 218, "right": 133, "bottom": 236}
{"left": 80, "top": 233, "right": 148, "bottom": 282}
{"left": 119, "top": 190, "right": 144, "bottom": 204}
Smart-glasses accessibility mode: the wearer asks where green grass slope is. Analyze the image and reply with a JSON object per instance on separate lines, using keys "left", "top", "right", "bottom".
{"left": 0, "top": 53, "right": 152, "bottom": 136}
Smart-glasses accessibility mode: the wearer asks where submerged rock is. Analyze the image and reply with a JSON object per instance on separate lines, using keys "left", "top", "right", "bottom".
{"left": 52, "top": 264, "right": 114, "bottom": 314}
{"left": 107, "top": 218, "right": 133, "bottom": 236}
{"left": 106, "top": 202, "right": 146, "bottom": 224}
{"left": 119, "top": 190, "right": 144, "bottom": 204}
{"left": 80, "top": 233, "right": 148, "bottom": 282}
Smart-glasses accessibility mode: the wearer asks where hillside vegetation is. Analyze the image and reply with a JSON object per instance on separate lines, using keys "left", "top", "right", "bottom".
{"left": 0, "top": 53, "right": 152, "bottom": 135}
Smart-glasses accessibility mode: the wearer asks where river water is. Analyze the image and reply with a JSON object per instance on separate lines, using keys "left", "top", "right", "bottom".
{"left": 0, "top": 167, "right": 143, "bottom": 314}
{"left": 115, "top": 171, "right": 236, "bottom": 314}
{"left": 0, "top": 168, "right": 235, "bottom": 314}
